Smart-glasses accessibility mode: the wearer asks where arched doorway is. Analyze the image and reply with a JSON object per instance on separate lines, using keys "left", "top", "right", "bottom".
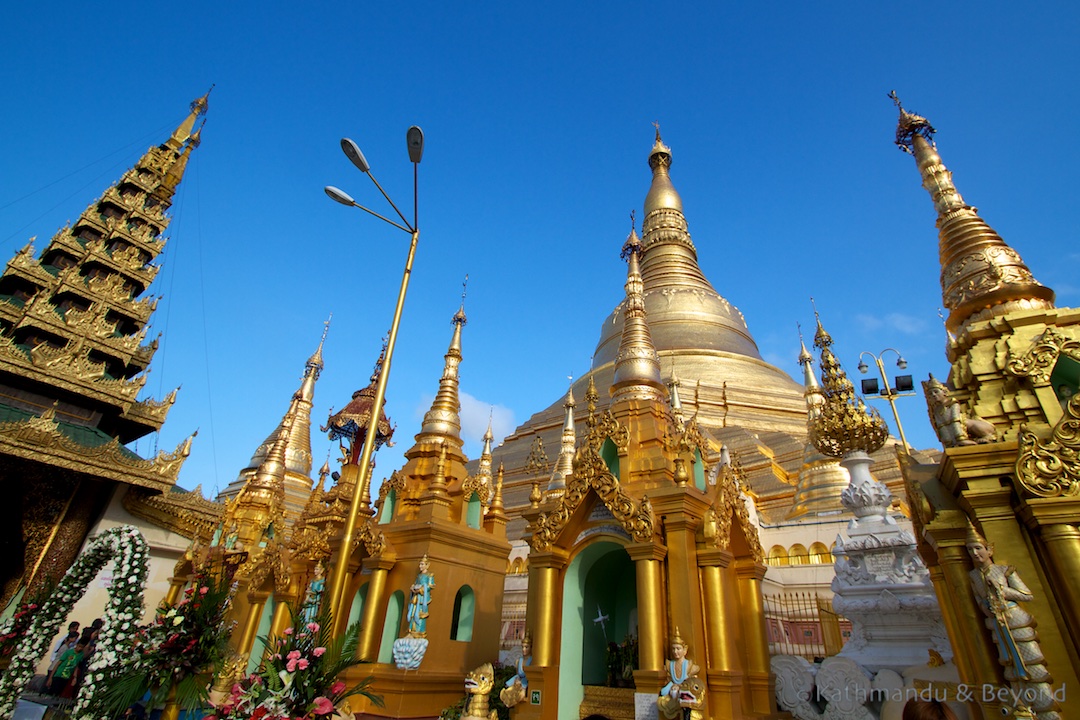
{"left": 559, "top": 539, "right": 636, "bottom": 720}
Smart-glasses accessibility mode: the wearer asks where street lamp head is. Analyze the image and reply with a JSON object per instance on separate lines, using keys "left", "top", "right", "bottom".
{"left": 857, "top": 360, "right": 869, "bottom": 374}
{"left": 324, "top": 185, "right": 356, "bottom": 206}
{"left": 407, "top": 126, "right": 424, "bottom": 164}
{"left": 896, "top": 356, "right": 908, "bottom": 370}
{"left": 340, "top": 138, "right": 370, "bottom": 173}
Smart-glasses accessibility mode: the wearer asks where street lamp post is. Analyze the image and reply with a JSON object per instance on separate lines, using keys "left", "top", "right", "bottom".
{"left": 857, "top": 348, "right": 914, "bottom": 454}
{"left": 323, "top": 127, "right": 424, "bottom": 633}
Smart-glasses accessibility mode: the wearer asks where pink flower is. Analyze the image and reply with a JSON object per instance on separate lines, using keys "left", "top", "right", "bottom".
{"left": 287, "top": 650, "right": 302, "bottom": 660}
{"left": 200, "top": 586, "right": 209, "bottom": 595}
{"left": 330, "top": 681, "right": 346, "bottom": 695}
{"left": 283, "top": 628, "right": 293, "bottom": 635}
{"left": 297, "top": 658, "right": 309, "bottom": 670}
{"left": 313, "top": 647, "right": 326, "bottom": 657}
{"left": 286, "top": 658, "right": 297, "bottom": 672}
{"left": 306, "top": 622, "right": 320, "bottom": 632}
{"left": 312, "top": 696, "right": 335, "bottom": 715}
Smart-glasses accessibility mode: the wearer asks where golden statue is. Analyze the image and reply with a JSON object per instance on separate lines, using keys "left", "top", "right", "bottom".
{"left": 499, "top": 631, "right": 531, "bottom": 708}
{"left": 966, "top": 523, "right": 1060, "bottom": 720}
{"left": 657, "top": 626, "right": 702, "bottom": 720}
{"left": 923, "top": 375, "right": 996, "bottom": 447}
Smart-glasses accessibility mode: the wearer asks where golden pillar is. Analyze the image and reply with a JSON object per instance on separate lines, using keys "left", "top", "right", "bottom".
{"left": 357, "top": 559, "right": 393, "bottom": 662}
{"left": 1038, "top": 522, "right": 1080, "bottom": 650}
{"left": 734, "top": 559, "right": 772, "bottom": 715}
{"left": 529, "top": 551, "right": 566, "bottom": 667}
{"left": 698, "top": 548, "right": 735, "bottom": 671}
{"left": 163, "top": 578, "right": 185, "bottom": 606}
{"left": 238, "top": 596, "right": 267, "bottom": 657}
{"left": 627, "top": 542, "right": 666, "bottom": 675}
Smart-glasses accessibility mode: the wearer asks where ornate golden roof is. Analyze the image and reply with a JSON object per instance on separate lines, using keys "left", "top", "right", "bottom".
{"left": 324, "top": 340, "right": 394, "bottom": 457}
{"left": 0, "top": 92, "right": 208, "bottom": 442}
{"left": 807, "top": 312, "right": 889, "bottom": 458}
{"left": 891, "top": 92, "right": 1055, "bottom": 335}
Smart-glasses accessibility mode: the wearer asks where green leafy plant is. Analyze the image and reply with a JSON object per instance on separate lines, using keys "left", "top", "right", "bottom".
{"left": 206, "top": 607, "right": 382, "bottom": 720}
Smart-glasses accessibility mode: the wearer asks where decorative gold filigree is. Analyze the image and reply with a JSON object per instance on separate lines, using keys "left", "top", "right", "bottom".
{"left": 1016, "top": 394, "right": 1080, "bottom": 498}
{"left": 461, "top": 473, "right": 492, "bottom": 504}
{"left": 530, "top": 426, "right": 652, "bottom": 551}
{"left": 710, "top": 459, "right": 765, "bottom": 564}
{"left": 0, "top": 408, "right": 193, "bottom": 489}
{"left": 1006, "top": 328, "right": 1080, "bottom": 386}
{"left": 807, "top": 315, "right": 889, "bottom": 457}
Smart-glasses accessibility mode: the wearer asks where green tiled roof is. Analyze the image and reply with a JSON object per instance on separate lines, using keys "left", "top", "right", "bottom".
{"left": 0, "top": 403, "right": 142, "bottom": 461}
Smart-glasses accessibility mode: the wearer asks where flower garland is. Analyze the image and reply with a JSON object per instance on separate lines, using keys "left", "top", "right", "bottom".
{"left": 0, "top": 525, "right": 149, "bottom": 720}
{"left": 94, "top": 571, "right": 235, "bottom": 717}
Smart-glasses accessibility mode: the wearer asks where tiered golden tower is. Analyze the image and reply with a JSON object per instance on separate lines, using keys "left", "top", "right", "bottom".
{"left": 894, "top": 96, "right": 1079, "bottom": 719}
{"left": 515, "top": 140, "right": 782, "bottom": 719}
{"left": 0, "top": 93, "right": 206, "bottom": 604}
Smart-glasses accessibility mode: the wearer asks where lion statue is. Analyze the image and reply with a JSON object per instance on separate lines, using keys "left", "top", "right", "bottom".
{"left": 462, "top": 662, "right": 498, "bottom": 720}
{"left": 657, "top": 674, "right": 706, "bottom": 720}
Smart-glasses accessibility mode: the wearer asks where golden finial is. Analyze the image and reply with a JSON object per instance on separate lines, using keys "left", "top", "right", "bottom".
{"left": 807, "top": 307, "right": 889, "bottom": 457}
{"left": 167, "top": 86, "right": 214, "bottom": 150}
{"left": 889, "top": 90, "right": 936, "bottom": 154}
{"left": 797, "top": 322, "right": 814, "bottom": 367}
{"left": 671, "top": 625, "right": 685, "bottom": 647}
{"left": 648, "top": 122, "right": 673, "bottom": 170}
{"left": 529, "top": 478, "right": 542, "bottom": 508}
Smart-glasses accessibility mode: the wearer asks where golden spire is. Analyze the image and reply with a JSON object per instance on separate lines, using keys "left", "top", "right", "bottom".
{"left": 241, "top": 321, "right": 328, "bottom": 480}
{"left": 669, "top": 365, "right": 685, "bottom": 428}
{"left": 416, "top": 302, "right": 467, "bottom": 447}
{"left": 788, "top": 322, "right": 850, "bottom": 519}
{"left": 645, "top": 122, "right": 680, "bottom": 213}
{"left": 797, "top": 323, "right": 824, "bottom": 416}
{"left": 890, "top": 92, "right": 1054, "bottom": 335}
{"left": 167, "top": 86, "right": 212, "bottom": 150}
{"left": 491, "top": 463, "right": 506, "bottom": 515}
{"left": 477, "top": 411, "right": 495, "bottom": 487}
{"left": 548, "top": 381, "right": 576, "bottom": 494}
{"left": 807, "top": 307, "right": 889, "bottom": 458}
{"left": 611, "top": 222, "right": 667, "bottom": 403}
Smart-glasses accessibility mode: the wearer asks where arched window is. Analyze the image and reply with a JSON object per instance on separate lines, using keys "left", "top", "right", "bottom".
{"left": 466, "top": 492, "right": 482, "bottom": 529}
{"left": 692, "top": 449, "right": 706, "bottom": 491}
{"left": 768, "top": 545, "right": 789, "bottom": 566}
{"left": 379, "top": 489, "right": 397, "bottom": 524}
{"left": 450, "top": 585, "right": 475, "bottom": 642}
{"left": 789, "top": 544, "right": 809, "bottom": 565}
{"left": 347, "top": 582, "right": 369, "bottom": 630}
{"left": 600, "top": 438, "right": 620, "bottom": 477}
{"left": 808, "top": 542, "right": 830, "bottom": 565}
{"left": 378, "top": 590, "right": 405, "bottom": 663}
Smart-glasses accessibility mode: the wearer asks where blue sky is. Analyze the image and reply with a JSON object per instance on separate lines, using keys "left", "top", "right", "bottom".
{"left": 2, "top": 3, "right": 1077, "bottom": 497}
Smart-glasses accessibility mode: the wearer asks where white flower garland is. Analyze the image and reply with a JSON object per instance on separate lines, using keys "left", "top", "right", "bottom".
{"left": 0, "top": 525, "right": 149, "bottom": 720}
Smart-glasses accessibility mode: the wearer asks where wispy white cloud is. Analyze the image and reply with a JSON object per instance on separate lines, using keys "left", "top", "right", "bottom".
{"left": 854, "top": 313, "right": 929, "bottom": 336}
{"left": 413, "top": 391, "right": 516, "bottom": 456}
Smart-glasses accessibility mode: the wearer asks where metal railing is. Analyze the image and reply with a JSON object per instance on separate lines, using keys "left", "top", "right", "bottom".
{"left": 763, "top": 592, "right": 850, "bottom": 660}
